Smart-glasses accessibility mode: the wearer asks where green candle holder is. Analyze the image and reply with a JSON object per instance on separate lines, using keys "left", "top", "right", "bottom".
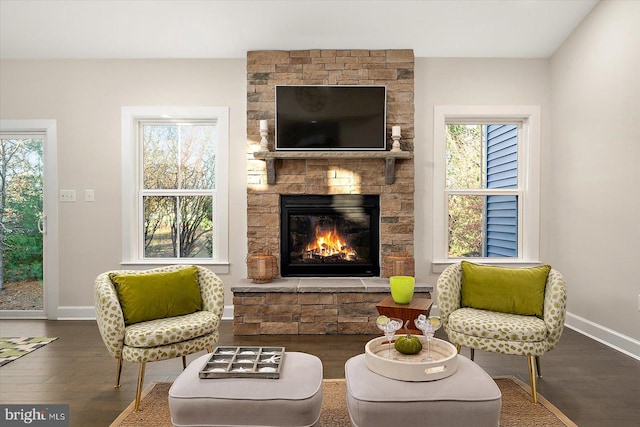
{"left": 390, "top": 275, "right": 415, "bottom": 304}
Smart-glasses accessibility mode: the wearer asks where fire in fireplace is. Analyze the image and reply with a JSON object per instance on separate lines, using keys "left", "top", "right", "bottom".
{"left": 304, "top": 222, "right": 358, "bottom": 261}
{"left": 280, "top": 195, "right": 380, "bottom": 277}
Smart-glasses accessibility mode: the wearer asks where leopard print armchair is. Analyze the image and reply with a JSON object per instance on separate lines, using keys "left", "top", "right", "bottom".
{"left": 437, "top": 263, "right": 567, "bottom": 403}
{"left": 95, "top": 265, "right": 224, "bottom": 411}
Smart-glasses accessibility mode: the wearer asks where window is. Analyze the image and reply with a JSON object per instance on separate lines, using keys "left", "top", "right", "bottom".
{"left": 121, "top": 107, "right": 229, "bottom": 271}
{"left": 433, "top": 106, "right": 541, "bottom": 272}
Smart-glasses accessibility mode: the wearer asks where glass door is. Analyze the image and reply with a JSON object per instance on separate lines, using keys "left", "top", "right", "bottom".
{"left": 0, "top": 134, "right": 45, "bottom": 315}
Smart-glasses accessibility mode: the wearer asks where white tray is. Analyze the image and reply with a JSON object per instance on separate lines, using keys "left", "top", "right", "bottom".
{"left": 365, "top": 335, "right": 458, "bottom": 381}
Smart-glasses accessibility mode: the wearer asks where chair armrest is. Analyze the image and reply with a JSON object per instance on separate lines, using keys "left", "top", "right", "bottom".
{"left": 195, "top": 266, "right": 225, "bottom": 319}
{"left": 436, "top": 263, "right": 463, "bottom": 330}
{"left": 94, "top": 272, "right": 126, "bottom": 358}
{"left": 543, "top": 269, "right": 568, "bottom": 349}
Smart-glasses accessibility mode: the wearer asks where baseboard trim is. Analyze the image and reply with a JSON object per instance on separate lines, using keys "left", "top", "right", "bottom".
{"left": 56, "top": 306, "right": 95, "bottom": 320}
{"left": 565, "top": 311, "right": 640, "bottom": 361}
{"left": 222, "top": 305, "right": 234, "bottom": 320}
{"left": 0, "top": 310, "right": 46, "bottom": 320}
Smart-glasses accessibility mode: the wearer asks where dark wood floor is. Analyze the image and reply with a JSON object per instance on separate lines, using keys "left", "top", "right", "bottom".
{"left": 0, "top": 319, "right": 638, "bottom": 426}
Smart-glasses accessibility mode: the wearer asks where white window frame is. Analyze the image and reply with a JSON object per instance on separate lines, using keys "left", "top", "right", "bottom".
{"left": 121, "top": 107, "right": 229, "bottom": 272}
{"left": 432, "top": 106, "right": 541, "bottom": 273}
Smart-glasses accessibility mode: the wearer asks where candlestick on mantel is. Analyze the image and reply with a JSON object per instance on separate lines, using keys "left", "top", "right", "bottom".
{"left": 259, "top": 120, "right": 269, "bottom": 151}
{"left": 391, "top": 126, "right": 402, "bottom": 152}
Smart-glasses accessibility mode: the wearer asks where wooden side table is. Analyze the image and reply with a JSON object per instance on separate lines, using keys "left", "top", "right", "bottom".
{"left": 376, "top": 295, "right": 433, "bottom": 335}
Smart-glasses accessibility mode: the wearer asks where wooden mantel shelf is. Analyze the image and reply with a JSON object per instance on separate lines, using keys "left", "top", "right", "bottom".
{"left": 253, "top": 150, "right": 413, "bottom": 185}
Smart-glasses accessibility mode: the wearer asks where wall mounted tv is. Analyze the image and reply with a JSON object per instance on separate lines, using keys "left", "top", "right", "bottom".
{"left": 275, "top": 85, "right": 387, "bottom": 151}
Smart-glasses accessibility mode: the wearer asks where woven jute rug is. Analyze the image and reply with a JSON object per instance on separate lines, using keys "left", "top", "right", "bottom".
{"left": 0, "top": 337, "right": 57, "bottom": 367}
{"left": 111, "top": 377, "right": 576, "bottom": 427}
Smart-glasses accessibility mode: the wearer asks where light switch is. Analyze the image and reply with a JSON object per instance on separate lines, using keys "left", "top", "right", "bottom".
{"left": 85, "top": 189, "right": 95, "bottom": 202}
{"left": 59, "top": 190, "right": 76, "bottom": 202}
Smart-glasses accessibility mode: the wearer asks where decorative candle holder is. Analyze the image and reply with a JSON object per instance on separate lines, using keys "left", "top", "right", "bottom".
{"left": 247, "top": 251, "right": 278, "bottom": 283}
{"left": 391, "top": 125, "right": 402, "bottom": 152}
{"left": 259, "top": 120, "right": 269, "bottom": 152}
{"left": 383, "top": 252, "right": 415, "bottom": 278}
{"left": 389, "top": 276, "right": 415, "bottom": 304}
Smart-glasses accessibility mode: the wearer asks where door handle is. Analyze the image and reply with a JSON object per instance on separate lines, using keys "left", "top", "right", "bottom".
{"left": 38, "top": 213, "right": 47, "bottom": 234}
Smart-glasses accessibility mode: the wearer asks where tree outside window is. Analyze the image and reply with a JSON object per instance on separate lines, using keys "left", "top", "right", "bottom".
{"left": 140, "top": 122, "right": 215, "bottom": 259}
{"left": 0, "top": 137, "right": 43, "bottom": 290}
{"left": 446, "top": 123, "right": 519, "bottom": 258}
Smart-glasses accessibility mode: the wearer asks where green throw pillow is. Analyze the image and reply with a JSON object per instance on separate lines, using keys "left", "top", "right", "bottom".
{"left": 460, "top": 261, "right": 550, "bottom": 318}
{"left": 110, "top": 266, "right": 202, "bottom": 325}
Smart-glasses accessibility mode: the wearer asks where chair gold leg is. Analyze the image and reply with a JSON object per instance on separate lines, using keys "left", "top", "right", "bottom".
{"left": 535, "top": 355, "right": 542, "bottom": 377}
{"left": 528, "top": 355, "right": 538, "bottom": 404}
{"left": 207, "top": 347, "right": 213, "bottom": 353}
{"left": 470, "top": 348, "right": 475, "bottom": 361}
{"left": 182, "top": 356, "right": 187, "bottom": 370}
{"left": 115, "top": 357, "right": 123, "bottom": 388}
{"left": 455, "top": 344, "right": 461, "bottom": 353}
{"left": 134, "top": 362, "right": 146, "bottom": 412}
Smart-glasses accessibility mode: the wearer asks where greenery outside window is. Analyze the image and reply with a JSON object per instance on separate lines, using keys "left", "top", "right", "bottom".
{"left": 122, "top": 107, "right": 229, "bottom": 271}
{"left": 433, "top": 106, "right": 541, "bottom": 272}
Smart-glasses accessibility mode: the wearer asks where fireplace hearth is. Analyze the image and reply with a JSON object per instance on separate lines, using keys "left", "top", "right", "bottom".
{"left": 280, "top": 195, "right": 380, "bottom": 277}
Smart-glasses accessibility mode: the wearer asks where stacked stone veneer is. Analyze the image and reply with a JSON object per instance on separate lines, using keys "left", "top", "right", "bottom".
{"left": 242, "top": 49, "right": 416, "bottom": 334}
{"left": 233, "top": 291, "right": 381, "bottom": 335}
{"left": 232, "top": 279, "right": 432, "bottom": 335}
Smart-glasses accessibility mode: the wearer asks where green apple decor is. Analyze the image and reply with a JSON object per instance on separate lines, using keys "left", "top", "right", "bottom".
{"left": 390, "top": 275, "right": 415, "bottom": 304}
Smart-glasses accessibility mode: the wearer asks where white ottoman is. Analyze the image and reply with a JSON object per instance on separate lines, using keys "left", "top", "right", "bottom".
{"left": 345, "top": 354, "right": 501, "bottom": 427}
{"left": 169, "top": 352, "right": 323, "bottom": 427}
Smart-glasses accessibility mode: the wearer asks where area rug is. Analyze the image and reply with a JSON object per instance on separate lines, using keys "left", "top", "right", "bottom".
{"left": 0, "top": 337, "right": 58, "bottom": 367}
{"left": 111, "top": 377, "right": 576, "bottom": 427}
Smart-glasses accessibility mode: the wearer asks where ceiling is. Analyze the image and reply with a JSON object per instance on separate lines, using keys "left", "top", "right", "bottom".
{"left": 0, "top": 0, "right": 599, "bottom": 59}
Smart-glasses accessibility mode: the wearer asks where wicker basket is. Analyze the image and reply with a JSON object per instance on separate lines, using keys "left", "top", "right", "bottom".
{"left": 383, "top": 252, "right": 415, "bottom": 278}
{"left": 247, "top": 252, "right": 278, "bottom": 283}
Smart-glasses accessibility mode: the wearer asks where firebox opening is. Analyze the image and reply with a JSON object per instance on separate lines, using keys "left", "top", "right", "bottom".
{"left": 280, "top": 195, "right": 380, "bottom": 277}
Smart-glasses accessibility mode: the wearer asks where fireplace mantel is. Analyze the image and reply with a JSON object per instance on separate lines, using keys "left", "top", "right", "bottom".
{"left": 253, "top": 150, "right": 413, "bottom": 185}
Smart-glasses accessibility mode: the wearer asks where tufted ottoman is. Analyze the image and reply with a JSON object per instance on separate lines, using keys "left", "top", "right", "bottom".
{"left": 169, "top": 352, "right": 323, "bottom": 427}
{"left": 345, "top": 354, "right": 501, "bottom": 427}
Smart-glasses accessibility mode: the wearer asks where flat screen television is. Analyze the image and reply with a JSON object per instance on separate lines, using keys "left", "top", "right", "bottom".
{"left": 275, "top": 85, "right": 387, "bottom": 151}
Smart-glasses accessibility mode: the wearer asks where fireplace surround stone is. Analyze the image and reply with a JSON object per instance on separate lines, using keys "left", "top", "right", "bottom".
{"left": 246, "top": 49, "right": 415, "bottom": 274}
{"left": 243, "top": 49, "right": 416, "bottom": 335}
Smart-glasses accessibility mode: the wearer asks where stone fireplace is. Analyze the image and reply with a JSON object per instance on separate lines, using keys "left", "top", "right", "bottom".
{"left": 233, "top": 49, "right": 425, "bottom": 335}
{"left": 246, "top": 49, "right": 415, "bottom": 273}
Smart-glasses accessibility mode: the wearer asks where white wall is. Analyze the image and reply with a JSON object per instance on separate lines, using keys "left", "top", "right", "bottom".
{"left": 413, "top": 58, "right": 551, "bottom": 284}
{"left": 0, "top": 59, "right": 248, "bottom": 314}
{"left": 550, "top": 0, "right": 640, "bottom": 345}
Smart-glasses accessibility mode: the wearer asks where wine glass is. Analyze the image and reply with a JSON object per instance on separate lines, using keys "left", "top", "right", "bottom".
{"left": 376, "top": 316, "right": 403, "bottom": 358}
{"left": 415, "top": 314, "right": 442, "bottom": 361}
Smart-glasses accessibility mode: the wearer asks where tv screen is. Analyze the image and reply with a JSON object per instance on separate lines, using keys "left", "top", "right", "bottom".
{"left": 275, "top": 85, "right": 386, "bottom": 151}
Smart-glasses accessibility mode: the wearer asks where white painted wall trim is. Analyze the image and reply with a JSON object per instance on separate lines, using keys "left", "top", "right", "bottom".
{"left": 222, "top": 305, "right": 234, "bottom": 320}
{"left": 56, "top": 306, "right": 96, "bottom": 320}
{"left": 565, "top": 311, "right": 640, "bottom": 361}
{"left": 432, "top": 106, "right": 541, "bottom": 269}
{"left": 120, "top": 106, "right": 230, "bottom": 269}
{"left": 0, "top": 310, "right": 46, "bottom": 320}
